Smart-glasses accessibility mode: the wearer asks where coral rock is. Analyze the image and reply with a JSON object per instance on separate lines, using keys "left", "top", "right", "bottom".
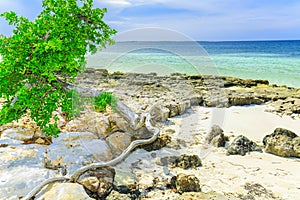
{"left": 206, "top": 125, "right": 226, "bottom": 147}
{"left": 171, "top": 174, "right": 201, "bottom": 194}
{"left": 263, "top": 128, "right": 299, "bottom": 157}
{"left": 227, "top": 135, "right": 262, "bottom": 156}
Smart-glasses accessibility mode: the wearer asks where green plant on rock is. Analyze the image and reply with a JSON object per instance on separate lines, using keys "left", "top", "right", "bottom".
{"left": 0, "top": 0, "right": 116, "bottom": 137}
{"left": 94, "top": 92, "right": 118, "bottom": 112}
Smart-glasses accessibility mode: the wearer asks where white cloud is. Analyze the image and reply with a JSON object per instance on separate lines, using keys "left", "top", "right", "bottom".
{"left": 101, "top": 0, "right": 131, "bottom": 7}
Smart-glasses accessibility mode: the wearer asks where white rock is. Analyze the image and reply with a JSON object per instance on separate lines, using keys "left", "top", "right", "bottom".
{"left": 36, "top": 183, "right": 93, "bottom": 200}
{"left": 1, "top": 128, "right": 34, "bottom": 141}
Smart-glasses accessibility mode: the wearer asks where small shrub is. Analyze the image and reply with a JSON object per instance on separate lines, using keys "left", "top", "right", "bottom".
{"left": 94, "top": 92, "right": 118, "bottom": 112}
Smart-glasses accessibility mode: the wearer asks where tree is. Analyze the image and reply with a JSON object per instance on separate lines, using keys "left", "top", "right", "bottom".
{"left": 0, "top": 0, "right": 116, "bottom": 137}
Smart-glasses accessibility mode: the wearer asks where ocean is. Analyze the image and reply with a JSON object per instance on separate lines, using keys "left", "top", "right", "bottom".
{"left": 83, "top": 40, "right": 297, "bottom": 88}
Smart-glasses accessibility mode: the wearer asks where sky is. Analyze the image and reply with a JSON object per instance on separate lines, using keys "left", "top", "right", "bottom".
{"left": 1, "top": 0, "right": 300, "bottom": 41}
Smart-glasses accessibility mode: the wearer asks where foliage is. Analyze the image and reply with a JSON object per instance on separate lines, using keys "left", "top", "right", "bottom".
{"left": 0, "top": 0, "right": 116, "bottom": 137}
{"left": 94, "top": 92, "right": 118, "bottom": 112}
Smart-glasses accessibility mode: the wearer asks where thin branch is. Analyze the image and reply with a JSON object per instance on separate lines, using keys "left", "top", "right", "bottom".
{"left": 21, "top": 102, "right": 161, "bottom": 200}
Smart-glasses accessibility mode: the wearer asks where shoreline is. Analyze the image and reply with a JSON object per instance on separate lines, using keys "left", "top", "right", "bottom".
{"left": 0, "top": 69, "right": 300, "bottom": 199}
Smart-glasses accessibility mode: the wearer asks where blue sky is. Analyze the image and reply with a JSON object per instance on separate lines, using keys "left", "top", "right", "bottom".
{"left": 1, "top": 0, "right": 300, "bottom": 41}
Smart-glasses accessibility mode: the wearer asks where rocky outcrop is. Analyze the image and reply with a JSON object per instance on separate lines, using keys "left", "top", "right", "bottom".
{"left": 267, "top": 97, "right": 300, "bottom": 118}
{"left": 74, "top": 68, "right": 300, "bottom": 114}
{"left": 227, "top": 135, "right": 262, "bottom": 156}
{"left": 263, "top": 128, "right": 300, "bottom": 157}
{"left": 205, "top": 125, "right": 226, "bottom": 147}
{"left": 170, "top": 174, "right": 201, "bottom": 194}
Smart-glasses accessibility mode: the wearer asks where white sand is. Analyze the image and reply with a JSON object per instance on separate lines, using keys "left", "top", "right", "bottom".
{"left": 117, "top": 104, "right": 300, "bottom": 200}
{"left": 210, "top": 105, "right": 300, "bottom": 143}
{"left": 166, "top": 105, "right": 300, "bottom": 199}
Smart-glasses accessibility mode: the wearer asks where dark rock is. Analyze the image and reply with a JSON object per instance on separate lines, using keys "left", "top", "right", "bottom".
{"left": 263, "top": 128, "right": 299, "bottom": 157}
{"left": 205, "top": 125, "right": 226, "bottom": 147}
{"left": 170, "top": 174, "right": 201, "bottom": 194}
{"left": 156, "top": 154, "right": 202, "bottom": 169}
{"left": 263, "top": 128, "right": 297, "bottom": 142}
{"left": 227, "top": 135, "right": 262, "bottom": 156}
{"left": 77, "top": 166, "right": 115, "bottom": 199}
{"left": 171, "top": 154, "right": 202, "bottom": 169}
{"left": 141, "top": 134, "right": 171, "bottom": 151}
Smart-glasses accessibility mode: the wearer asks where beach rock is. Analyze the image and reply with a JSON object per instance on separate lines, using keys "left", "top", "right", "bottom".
{"left": 36, "top": 183, "right": 93, "bottom": 200}
{"left": 46, "top": 132, "right": 113, "bottom": 172}
{"left": 172, "top": 154, "right": 202, "bottom": 169}
{"left": 227, "top": 135, "right": 262, "bottom": 156}
{"left": 171, "top": 174, "right": 201, "bottom": 194}
{"left": 0, "top": 138, "right": 22, "bottom": 146}
{"left": 205, "top": 125, "right": 226, "bottom": 147}
{"left": 176, "top": 192, "right": 240, "bottom": 200}
{"left": 65, "top": 114, "right": 111, "bottom": 139}
{"left": 106, "top": 131, "right": 132, "bottom": 156}
{"left": 0, "top": 160, "right": 57, "bottom": 199}
{"left": 268, "top": 98, "right": 300, "bottom": 117}
{"left": 77, "top": 167, "right": 115, "bottom": 199}
{"left": 106, "top": 190, "right": 131, "bottom": 200}
{"left": 74, "top": 68, "right": 300, "bottom": 115}
{"left": 156, "top": 154, "right": 202, "bottom": 169}
{"left": 0, "top": 130, "right": 117, "bottom": 198}
{"left": 113, "top": 168, "right": 137, "bottom": 190}
{"left": 0, "top": 141, "right": 56, "bottom": 199}
{"left": 263, "top": 128, "right": 300, "bottom": 157}
{"left": 141, "top": 134, "right": 171, "bottom": 151}
{"left": 1, "top": 128, "right": 34, "bottom": 141}
{"left": 156, "top": 156, "right": 178, "bottom": 166}
{"left": 150, "top": 104, "right": 170, "bottom": 121}
{"left": 165, "top": 102, "right": 180, "bottom": 117}
{"left": 203, "top": 90, "right": 229, "bottom": 107}
{"left": 241, "top": 182, "right": 280, "bottom": 200}
{"left": 222, "top": 77, "right": 269, "bottom": 88}
{"left": 228, "top": 94, "right": 264, "bottom": 106}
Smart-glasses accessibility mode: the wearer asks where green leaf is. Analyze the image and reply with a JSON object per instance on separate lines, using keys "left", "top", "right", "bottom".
{"left": 0, "top": 0, "right": 116, "bottom": 137}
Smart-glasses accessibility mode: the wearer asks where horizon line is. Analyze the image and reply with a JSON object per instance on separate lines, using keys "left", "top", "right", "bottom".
{"left": 115, "top": 39, "right": 300, "bottom": 42}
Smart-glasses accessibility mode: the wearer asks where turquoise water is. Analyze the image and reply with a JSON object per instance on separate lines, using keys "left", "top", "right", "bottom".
{"left": 202, "top": 41, "right": 300, "bottom": 88}
{"left": 87, "top": 41, "right": 300, "bottom": 88}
